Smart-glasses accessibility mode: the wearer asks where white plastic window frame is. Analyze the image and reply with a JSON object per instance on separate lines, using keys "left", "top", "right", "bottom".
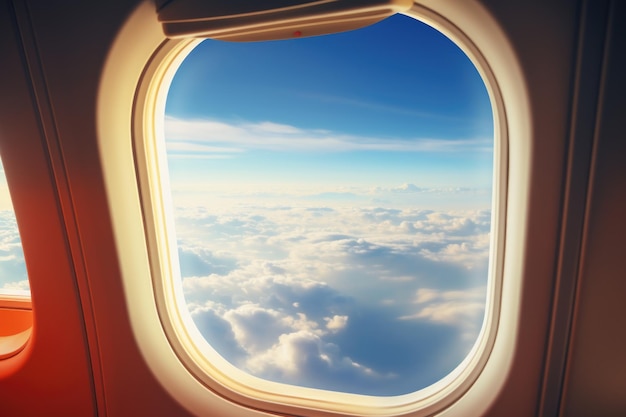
{"left": 138, "top": 7, "right": 506, "bottom": 415}
{"left": 98, "top": 1, "right": 529, "bottom": 416}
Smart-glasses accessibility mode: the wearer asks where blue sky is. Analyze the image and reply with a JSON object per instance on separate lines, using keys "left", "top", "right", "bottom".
{"left": 164, "top": 14, "right": 493, "bottom": 202}
{"left": 166, "top": 15, "right": 491, "bottom": 139}
{"left": 163, "top": 13, "right": 494, "bottom": 396}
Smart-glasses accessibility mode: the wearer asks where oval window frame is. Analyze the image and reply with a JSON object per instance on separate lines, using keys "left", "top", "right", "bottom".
{"left": 131, "top": 4, "right": 508, "bottom": 416}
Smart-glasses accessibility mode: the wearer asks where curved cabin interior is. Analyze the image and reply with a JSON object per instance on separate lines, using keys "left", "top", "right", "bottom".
{"left": 0, "top": 0, "right": 625, "bottom": 416}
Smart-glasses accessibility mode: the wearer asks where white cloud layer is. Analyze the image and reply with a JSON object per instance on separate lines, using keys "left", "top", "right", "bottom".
{"left": 177, "top": 201, "right": 491, "bottom": 395}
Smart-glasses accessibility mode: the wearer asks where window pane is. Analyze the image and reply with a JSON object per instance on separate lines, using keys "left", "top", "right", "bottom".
{"left": 0, "top": 159, "right": 29, "bottom": 296}
{"left": 164, "top": 14, "right": 493, "bottom": 396}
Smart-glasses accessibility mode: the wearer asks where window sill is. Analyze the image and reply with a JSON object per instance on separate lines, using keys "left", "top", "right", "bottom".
{"left": 0, "top": 296, "right": 32, "bottom": 360}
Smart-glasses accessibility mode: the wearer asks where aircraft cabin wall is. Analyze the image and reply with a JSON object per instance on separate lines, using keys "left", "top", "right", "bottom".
{"left": 0, "top": 0, "right": 624, "bottom": 416}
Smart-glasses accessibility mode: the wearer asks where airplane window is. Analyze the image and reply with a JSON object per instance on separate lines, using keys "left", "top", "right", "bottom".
{"left": 163, "top": 13, "right": 494, "bottom": 396}
{"left": 0, "top": 158, "right": 29, "bottom": 297}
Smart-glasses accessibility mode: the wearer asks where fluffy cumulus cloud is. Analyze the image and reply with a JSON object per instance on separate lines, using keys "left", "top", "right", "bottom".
{"left": 176, "top": 200, "right": 492, "bottom": 396}
{"left": 0, "top": 210, "right": 29, "bottom": 294}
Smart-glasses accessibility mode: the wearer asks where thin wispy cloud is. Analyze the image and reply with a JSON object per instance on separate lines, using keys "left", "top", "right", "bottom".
{"left": 294, "top": 91, "right": 475, "bottom": 123}
{"left": 165, "top": 116, "right": 492, "bottom": 158}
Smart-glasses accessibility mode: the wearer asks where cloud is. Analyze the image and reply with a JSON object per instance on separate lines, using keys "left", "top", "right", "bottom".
{"left": 399, "top": 287, "right": 486, "bottom": 341}
{"left": 1, "top": 279, "right": 30, "bottom": 294}
{"left": 0, "top": 210, "right": 29, "bottom": 293}
{"left": 325, "top": 315, "right": 349, "bottom": 332}
{"left": 392, "top": 183, "right": 423, "bottom": 193}
{"left": 177, "top": 246, "right": 238, "bottom": 277}
{"left": 164, "top": 116, "right": 492, "bottom": 157}
{"left": 294, "top": 91, "right": 474, "bottom": 123}
{"left": 223, "top": 304, "right": 323, "bottom": 354}
{"left": 244, "top": 329, "right": 399, "bottom": 393}
{"left": 188, "top": 305, "right": 248, "bottom": 365}
{"left": 175, "top": 202, "right": 492, "bottom": 395}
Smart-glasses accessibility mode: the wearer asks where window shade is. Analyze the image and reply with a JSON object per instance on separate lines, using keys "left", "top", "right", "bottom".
{"left": 156, "top": 0, "right": 413, "bottom": 41}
